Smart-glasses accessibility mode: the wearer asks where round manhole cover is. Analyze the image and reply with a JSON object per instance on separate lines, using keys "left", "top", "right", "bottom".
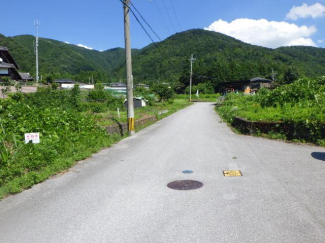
{"left": 167, "top": 180, "right": 203, "bottom": 190}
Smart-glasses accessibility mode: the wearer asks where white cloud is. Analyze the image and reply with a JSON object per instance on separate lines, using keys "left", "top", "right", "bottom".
{"left": 318, "top": 39, "right": 325, "bottom": 43}
{"left": 64, "top": 41, "right": 70, "bottom": 44}
{"left": 286, "top": 3, "right": 325, "bottom": 20}
{"left": 76, "top": 44, "right": 93, "bottom": 50}
{"left": 204, "top": 18, "right": 317, "bottom": 48}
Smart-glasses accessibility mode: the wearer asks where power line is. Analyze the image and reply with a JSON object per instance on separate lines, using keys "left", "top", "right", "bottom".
{"left": 118, "top": 0, "right": 188, "bottom": 83}
{"left": 159, "top": 0, "right": 177, "bottom": 33}
{"left": 151, "top": 0, "right": 172, "bottom": 35}
{"left": 129, "top": 1, "right": 162, "bottom": 41}
{"left": 168, "top": 0, "right": 181, "bottom": 32}
{"left": 119, "top": 0, "right": 157, "bottom": 44}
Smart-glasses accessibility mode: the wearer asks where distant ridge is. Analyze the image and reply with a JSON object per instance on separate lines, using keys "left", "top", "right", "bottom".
{"left": 1, "top": 29, "right": 325, "bottom": 85}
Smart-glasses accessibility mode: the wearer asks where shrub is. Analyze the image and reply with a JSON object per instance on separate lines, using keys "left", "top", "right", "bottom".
{"left": 152, "top": 84, "right": 174, "bottom": 102}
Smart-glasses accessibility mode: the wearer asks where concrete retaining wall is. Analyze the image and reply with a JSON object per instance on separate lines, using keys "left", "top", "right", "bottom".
{"left": 105, "top": 115, "right": 157, "bottom": 135}
{"left": 232, "top": 116, "right": 325, "bottom": 141}
{"left": 232, "top": 117, "right": 284, "bottom": 135}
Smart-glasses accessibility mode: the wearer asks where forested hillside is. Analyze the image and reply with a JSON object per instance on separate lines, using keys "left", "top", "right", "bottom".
{"left": 1, "top": 29, "right": 325, "bottom": 91}
{"left": 119, "top": 29, "right": 325, "bottom": 92}
{"left": 0, "top": 34, "right": 138, "bottom": 83}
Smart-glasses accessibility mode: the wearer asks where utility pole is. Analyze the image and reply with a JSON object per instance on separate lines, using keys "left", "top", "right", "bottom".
{"left": 189, "top": 54, "right": 195, "bottom": 102}
{"left": 34, "top": 20, "right": 40, "bottom": 84}
{"left": 123, "top": 0, "right": 135, "bottom": 136}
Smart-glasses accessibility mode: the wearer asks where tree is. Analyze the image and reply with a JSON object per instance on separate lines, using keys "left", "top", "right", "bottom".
{"left": 284, "top": 66, "right": 300, "bottom": 84}
{"left": 45, "top": 75, "right": 53, "bottom": 84}
{"left": 152, "top": 84, "right": 174, "bottom": 102}
{"left": 188, "top": 82, "right": 214, "bottom": 94}
{"left": 70, "top": 84, "right": 81, "bottom": 109}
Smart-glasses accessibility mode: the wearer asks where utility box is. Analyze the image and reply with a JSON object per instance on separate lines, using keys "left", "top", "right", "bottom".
{"left": 124, "top": 97, "right": 147, "bottom": 109}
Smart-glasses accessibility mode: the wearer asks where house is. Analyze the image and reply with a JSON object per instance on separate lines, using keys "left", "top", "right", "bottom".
{"left": 53, "top": 79, "right": 89, "bottom": 89}
{"left": 219, "top": 77, "right": 272, "bottom": 94}
{"left": 0, "top": 47, "right": 23, "bottom": 81}
{"left": 105, "top": 82, "right": 127, "bottom": 94}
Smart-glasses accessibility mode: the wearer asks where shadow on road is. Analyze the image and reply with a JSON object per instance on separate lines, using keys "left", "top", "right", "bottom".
{"left": 311, "top": 152, "right": 325, "bottom": 161}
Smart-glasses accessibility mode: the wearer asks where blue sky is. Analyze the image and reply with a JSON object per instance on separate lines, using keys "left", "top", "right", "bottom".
{"left": 1, "top": 0, "right": 325, "bottom": 51}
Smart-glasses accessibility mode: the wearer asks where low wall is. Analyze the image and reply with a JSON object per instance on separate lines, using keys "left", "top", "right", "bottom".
{"left": 105, "top": 115, "right": 157, "bottom": 135}
{"left": 232, "top": 117, "right": 284, "bottom": 134}
{"left": 232, "top": 116, "right": 325, "bottom": 141}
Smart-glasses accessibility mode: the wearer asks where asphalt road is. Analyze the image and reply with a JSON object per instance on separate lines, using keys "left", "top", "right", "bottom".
{"left": 1, "top": 102, "right": 325, "bottom": 243}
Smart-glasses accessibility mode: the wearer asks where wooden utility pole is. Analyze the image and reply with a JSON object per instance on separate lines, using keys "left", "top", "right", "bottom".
{"left": 123, "top": 0, "right": 135, "bottom": 136}
{"left": 189, "top": 54, "right": 195, "bottom": 102}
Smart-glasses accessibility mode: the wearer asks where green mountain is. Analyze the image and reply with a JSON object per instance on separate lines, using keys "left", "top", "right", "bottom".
{"left": 0, "top": 33, "right": 139, "bottom": 82}
{"left": 1, "top": 29, "right": 325, "bottom": 89}
{"left": 119, "top": 30, "right": 325, "bottom": 86}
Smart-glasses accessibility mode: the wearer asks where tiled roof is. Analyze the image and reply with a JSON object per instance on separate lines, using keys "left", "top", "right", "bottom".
{"left": 0, "top": 47, "right": 20, "bottom": 69}
{"left": 19, "top": 72, "right": 33, "bottom": 80}
{"left": 0, "top": 62, "right": 15, "bottom": 68}
{"left": 250, "top": 77, "right": 272, "bottom": 82}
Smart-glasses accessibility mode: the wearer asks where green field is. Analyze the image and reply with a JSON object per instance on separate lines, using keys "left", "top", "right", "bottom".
{"left": 0, "top": 86, "right": 190, "bottom": 199}
{"left": 216, "top": 77, "right": 325, "bottom": 145}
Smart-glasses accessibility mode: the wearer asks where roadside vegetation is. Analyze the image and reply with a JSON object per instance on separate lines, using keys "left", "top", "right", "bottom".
{"left": 0, "top": 84, "right": 189, "bottom": 199}
{"left": 176, "top": 94, "right": 220, "bottom": 102}
{"left": 217, "top": 77, "right": 325, "bottom": 145}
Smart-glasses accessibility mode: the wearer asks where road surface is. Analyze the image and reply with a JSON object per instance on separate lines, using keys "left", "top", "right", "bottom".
{"left": 0, "top": 102, "right": 325, "bottom": 243}
{"left": 1, "top": 85, "right": 38, "bottom": 98}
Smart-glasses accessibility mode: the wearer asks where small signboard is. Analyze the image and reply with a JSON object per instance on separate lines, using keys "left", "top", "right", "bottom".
{"left": 158, "top": 109, "right": 169, "bottom": 115}
{"left": 223, "top": 170, "right": 242, "bottom": 177}
{"left": 25, "top": 133, "right": 40, "bottom": 144}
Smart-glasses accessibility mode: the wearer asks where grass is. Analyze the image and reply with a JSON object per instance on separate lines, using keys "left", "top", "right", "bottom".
{"left": 216, "top": 92, "right": 325, "bottom": 145}
{"left": 0, "top": 98, "right": 190, "bottom": 200}
{"left": 176, "top": 94, "right": 220, "bottom": 102}
{"left": 93, "top": 98, "right": 191, "bottom": 127}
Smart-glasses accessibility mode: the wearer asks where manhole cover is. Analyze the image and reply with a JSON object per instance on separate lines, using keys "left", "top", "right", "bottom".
{"left": 167, "top": 180, "right": 203, "bottom": 190}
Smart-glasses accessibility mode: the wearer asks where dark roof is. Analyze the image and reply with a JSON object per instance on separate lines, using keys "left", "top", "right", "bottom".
{"left": 0, "top": 62, "right": 16, "bottom": 69}
{"left": 250, "top": 77, "right": 272, "bottom": 82}
{"left": 220, "top": 77, "right": 272, "bottom": 86}
{"left": 108, "top": 82, "right": 126, "bottom": 87}
{"left": 54, "top": 80, "right": 73, "bottom": 84}
{"left": 19, "top": 72, "right": 34, "bottom": 80}
{"left": 0, "top": 47, "right": 20, "bottom": 69}
{"left": 54, "top": 79, "right": 84, "bottom": 84}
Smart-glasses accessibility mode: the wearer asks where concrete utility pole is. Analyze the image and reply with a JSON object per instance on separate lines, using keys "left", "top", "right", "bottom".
{"left": 34, "top": 20, "right": 40, "bottom": 84}
{"left": 189, "top": 54, "right": 195, "bottom": 102}
{"left": 123, "top": 0, "right": 135, "bottom": 136}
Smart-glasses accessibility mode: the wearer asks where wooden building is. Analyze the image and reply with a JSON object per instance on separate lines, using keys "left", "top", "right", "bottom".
{"left": 219, "top": 77, "right": 272, "bottom": 94}
{"left": 0, "top": 47, "right": 23, "bottom": 81}
{"left": 19, "top": 72, "right": 34, "bottom": 82}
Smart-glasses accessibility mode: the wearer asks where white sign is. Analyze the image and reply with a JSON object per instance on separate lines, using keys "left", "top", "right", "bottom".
{"left": 25, "top": 133, "right": 40, "bottom": 144}
{"left": 158, "top": 110, "right": 169, "bottom": 115}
